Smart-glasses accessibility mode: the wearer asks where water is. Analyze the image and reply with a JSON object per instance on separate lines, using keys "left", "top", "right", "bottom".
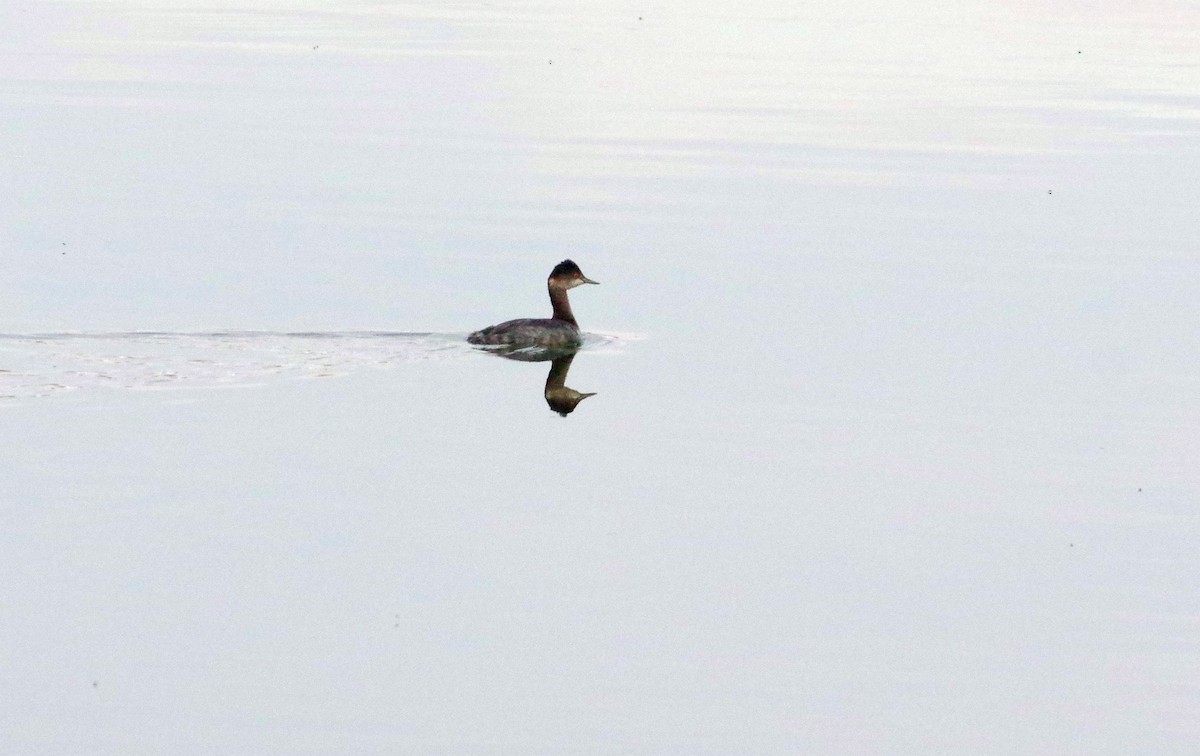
{"left": 3, "top": 1, "right": 1199, "bottom": 752}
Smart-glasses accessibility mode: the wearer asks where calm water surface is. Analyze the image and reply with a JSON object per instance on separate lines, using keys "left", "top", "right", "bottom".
{"left": 3, "top": 1, "right": 1199, "bottom": 752}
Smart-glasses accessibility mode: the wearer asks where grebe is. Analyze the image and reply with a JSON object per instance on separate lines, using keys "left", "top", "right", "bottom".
{"left": 467, "top": 259, "right": 599, "bottom": 347}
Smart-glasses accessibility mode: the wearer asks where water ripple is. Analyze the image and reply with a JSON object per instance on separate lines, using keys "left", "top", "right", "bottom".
{"left": 0, "top": 330, "right": 633, "bottom": 401}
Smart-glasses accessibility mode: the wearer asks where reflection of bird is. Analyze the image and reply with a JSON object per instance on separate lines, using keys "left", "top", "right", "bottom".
{"left": 468, "top": 260, "right": 599, "bottom": 347}
{"left": 543, "top": 351, "right": 596, "bottom": 417}
{"left": 482, "top": 346, "right": 598, "bottom": 416}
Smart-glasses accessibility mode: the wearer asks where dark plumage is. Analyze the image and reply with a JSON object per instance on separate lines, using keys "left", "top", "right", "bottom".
{"left": 468, "top": 260, "right": 599, "bottom": 347}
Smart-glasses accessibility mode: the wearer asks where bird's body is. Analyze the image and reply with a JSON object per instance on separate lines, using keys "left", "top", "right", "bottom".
{"left": 467, "top": 260, "right": 599, "bottom": 348}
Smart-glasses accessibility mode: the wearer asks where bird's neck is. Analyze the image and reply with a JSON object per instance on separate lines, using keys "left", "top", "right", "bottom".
{"left": 549, "top": 285, "right": 576, "bottom": 325}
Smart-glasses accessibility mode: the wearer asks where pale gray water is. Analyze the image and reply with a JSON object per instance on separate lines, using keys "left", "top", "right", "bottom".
{"left": 0, "top": 331, "right": 624, "bottom": 398}
{"left": 3, "top": 1, "right": 1200, "bottom": 753}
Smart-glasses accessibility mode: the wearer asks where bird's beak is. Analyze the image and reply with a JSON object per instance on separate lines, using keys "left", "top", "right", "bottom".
{"left": 581, "top": 276, "right": 600, "bottom": 285}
